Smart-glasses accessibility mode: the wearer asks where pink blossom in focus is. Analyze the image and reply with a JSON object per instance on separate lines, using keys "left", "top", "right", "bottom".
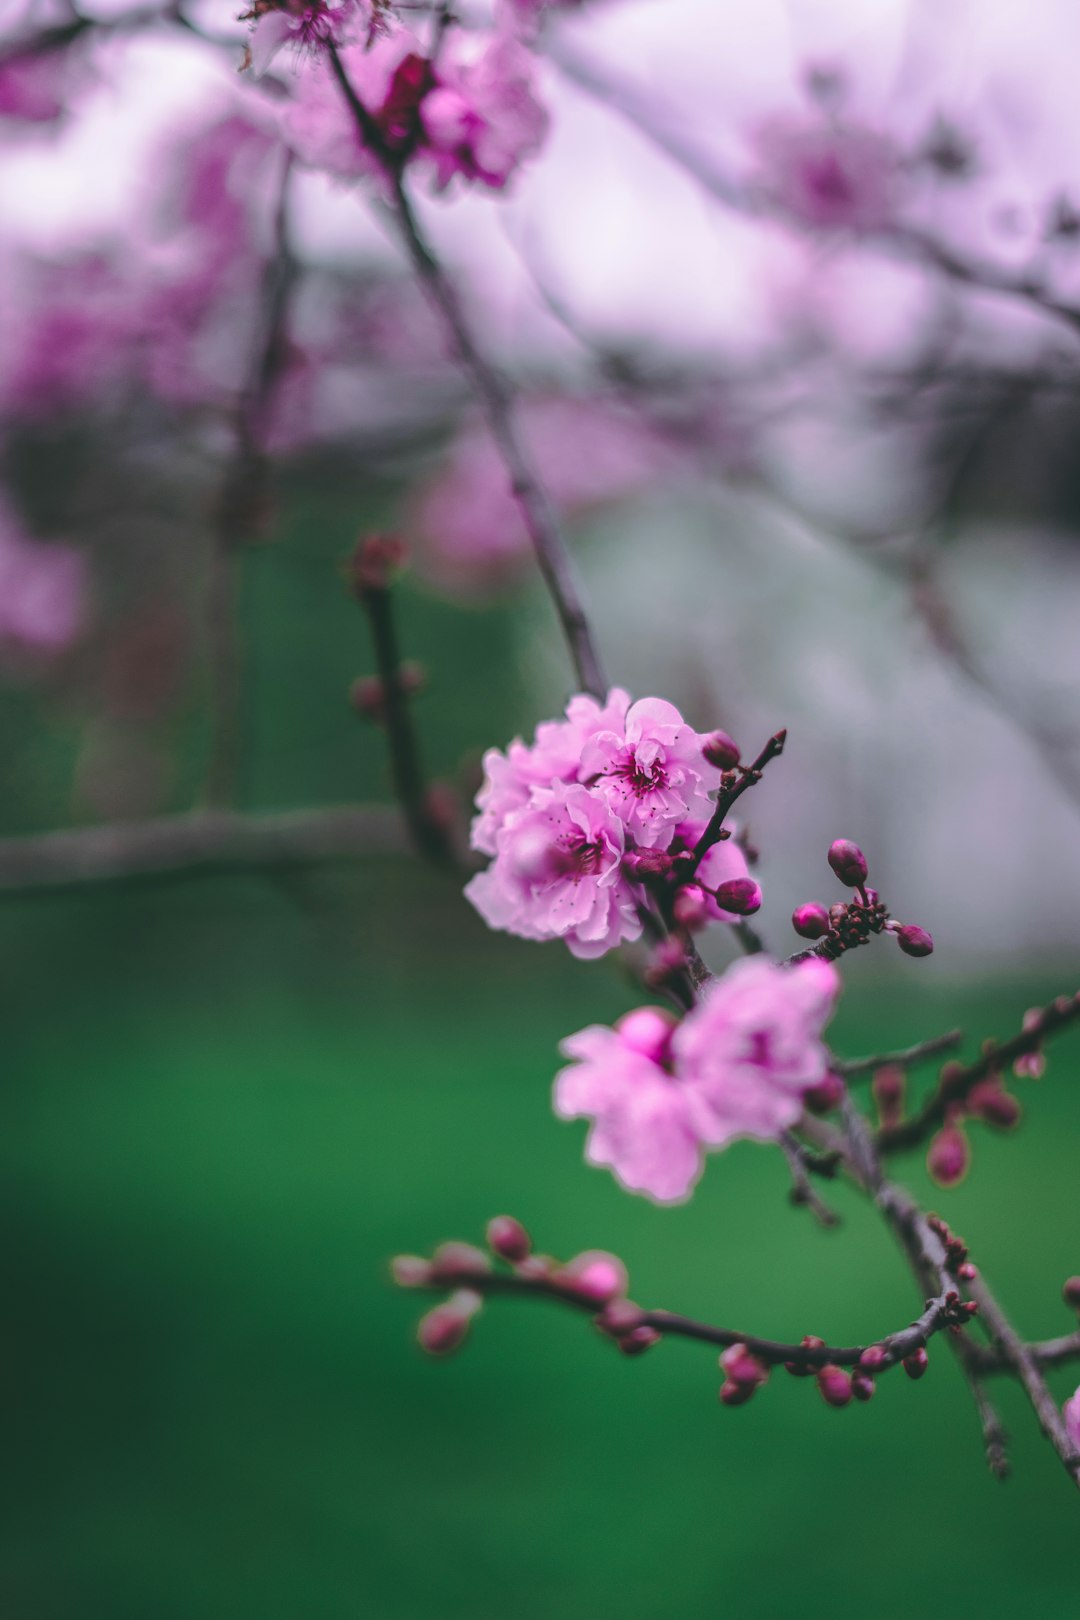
{"left": 412, "top": 398, "right": 668, "bottom": 598}
{"left": 580, "top": 698, "right": 720, "bottom": 850}
{"left": 1065, "top": 1387, "right": 1080, "bottom": 1452}
{"left": 554, "top": 1008, "right": 712, "bottom": 1202}
{"left": 0, "top": 505, "right": 85, "bottom": 660}
{"left": 755, "top": 115, "right": 902, "bottom": 232}
{"left": 671, "top": 818, "right": 755, "bottom": 923}
{"left": 672, "top": 956, "right": 841, "bottom": 1149}
{"left": 464, "top": 779, "right": 642, "bottom": 959}
{"left": 470, "top": 686, "right": 630, "bottom": 856}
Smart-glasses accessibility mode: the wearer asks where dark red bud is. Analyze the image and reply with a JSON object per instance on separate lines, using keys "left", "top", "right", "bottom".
{"left": 785, "top": 1335, "right": 825, "bottom": 1376}
{"left": 351, "top": 675, "right": 386, "bottom": 722}
{"left": 715, "top": 877, "right": 762, "bottom": 916}
{"left": 817, "top": 1365, "right": 853, "bottom": 1407}
{"left": 701, "top": 730, "right": 741, "bottom": 770}
{"left": 1062, "top": 1277, "right": 1080, "bottom": 1312}
{"left": 903, "top": 1347, "right": 929, "bottom": 1380}
{"left": 896, "top": 924, "right": 934, "bottom": 958}
{"left": 828, "top": 902, "right": 848, "bottom": 928}
{"left": 957, "top": 1262, "right": 978, "bottom": 1281}
{"left": 623, "top": 849, "right": 673, "bottom": 881}
{"left": 872, "top": 1064, "right": 906, "bottom": 1129}
{"left": 851, "top": 1370, "right": 876, "bottom": 1402}
{"left": 827, "top": 839, "right": 868, "bottom": 887}
{"left": 417, "top": 1290, "right": 480, "bottom": 1356}
{"left": 927, "top": 1123, "right": 970, "bottom": 1188}
{"left": 350, "top": 531, "right": 407, "bottom": 595}
{"left": 617, "top": 1325, "right": 661, "bottom": 1356}
{"left": 792, "top": 902, "right": 831, "bottom": 939}
{"left": 597, "top": 1300, "right": 648, "bottom": 1337}
{"left": 965, "top": 1078, "right": 1021, "bottom": 1129}
{"left": 719, "top": 1377, "right": 756, "bottom": 1405}
{"left": 486, "top": 1215, "right": 531, "bottom": 1264}
{"left": 720, "top": 1344, "right": 769, "bottom": 1388}
{"left": 430, "top": 1242, "right": 490, "bottom": 1282}
{"left": 515, "top": 1254, "right": 555, "bottom": 1281}
{"left": 858, "top": 1344, "right": 888, "bottom": 1371}
{"left": 804, "top": 1071, "right": 845, "bottom": 1115}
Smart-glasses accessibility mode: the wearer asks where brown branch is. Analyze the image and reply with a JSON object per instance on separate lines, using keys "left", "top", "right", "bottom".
{"left": 687, "top": 728, "right": 786, "bottom": 876}
{"left": 837, "top": 1029, "right": 965, "bottom": 1080}
{"left": 0, "top": 807, "right": 407, "bottom": 893}
{"left": 877, "top": 990, "right": 1080, "bottom": 1153}
{"left": 326, "top": 42, "right": 607, "bottom": 700}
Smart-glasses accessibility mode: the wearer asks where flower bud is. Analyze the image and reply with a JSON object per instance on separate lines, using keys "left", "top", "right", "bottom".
{"left": 965, "top": 1077, "right": 1021, "bottom": 1129}
{"left": 785, "top": 1335, "right": 825, "bottom": 1376}
{"left": 817, "top": 1365, "right": 852, "bottom": 1407}
{"left": 623, "top": 849, "right": 673, "bottom": 881}
{"left": 720, "top": 1344, "right": 769, "bottom": 1389}
{"left": 872, "top": 1064, "right": 905, "bottom": 1129}
{"left": 673, "top": 884, "right": 711, "bottom": 930}
{"left": 804, "top": 1071, "right": 845, "bottom": 1115}
{"left": 851, "top": 1370, "right": 876, "bottom": 1402}
{"left": 349, "top": 532, "right": 407, "bottom": 595}
{"left": 560, "top": 1250, "right": 628, "bottom": 1305}
{"left": 617, "top": 1324, "right": 661, "bottom": 1356}
{"left": 351, "top": 675, "right": 386, "bottom": 722}
{"left": 1062, "top": 1277, "right": 1080, "bottom": 1313}
{"left": 827, "top": 839, "right": 868, "bottom": 887}
{"left": 417, "top": 1289, "right": 481, "bottom": 1356}
{"left": 896, "top": 924, "right": 934, "bottom": 958}
{"left": 957, "top": 1262, "right": 978, "bottom": 1281}
{"left": 792, "top": 902, "right": 831, "bottom": 940}
{"left": 718, "top": 1378, "right": 756, "bottom": 1405}
{"left": 486, "top": 1215, "right": 531, "bottom": 1264}
{"left": 858, "top": 1344, "right": 888, "bottom": 1371}
{"left": 903, "top": 1346, "right": 929, "bottom": 1380}
{"left": 645, "top": 936, "right": 687, "bottom": 986}
{"left": 616, "top": 1006, "right": 677, "bottom": 1065}
{"left": 430, "top": 1242, "right": 490, "bottom": 1282}
{"left": 597, "top": 1299, "right": 648, "bottom": 1337}
{"left": 515, "top": 1254, "right": 555, "bottom": 1281}
{"left": 927, "top": 1123, "right": 970, "bottom": 1188}
{"left": 715, "top": 877, "right": 762, "bottom": 916}
{"left": 391, "top": 1254, "right": 433, "bottom": 1288}
{"left": 701, "top": 730, "right": 741, "bottom": 770}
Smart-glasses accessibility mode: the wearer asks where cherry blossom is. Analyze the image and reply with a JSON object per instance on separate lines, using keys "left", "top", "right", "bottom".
{"left": 580, "top": 697, "right": 720, "bottom": 849}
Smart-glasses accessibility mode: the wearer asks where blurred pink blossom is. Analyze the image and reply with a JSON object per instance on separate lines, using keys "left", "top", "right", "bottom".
{"left": 754, "top": 115, "right": 902, "bottom": 232}
{"left": 0, "top": 505, "right": 85, "bottom": 660}
{"left": 1065, "top": 1387, "right": 1080, "bottom": 1451}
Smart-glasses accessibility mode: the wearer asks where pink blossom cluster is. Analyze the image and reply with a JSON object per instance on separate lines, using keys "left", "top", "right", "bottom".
{"left": 279, "top": 16, "right": 547, "bottom": 193}
{"left": 554, "top": 956, "right": 841, "bottom": 1202}
{"left": 465, "top": 688, "right": 752, "bottom": 958}
{"left": 0, "top": 502, "right": 86, "bottom": 662}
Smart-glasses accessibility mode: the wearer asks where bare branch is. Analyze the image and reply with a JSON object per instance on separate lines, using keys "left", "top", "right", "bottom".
{"left": 837, "top": 1029, "right": 965, "bottom": 1080}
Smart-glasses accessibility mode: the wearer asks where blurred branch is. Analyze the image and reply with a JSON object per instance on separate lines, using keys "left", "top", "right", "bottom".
{"left": 0, "top": 807, "right": 407, "bottom": 894}
{"left": 778, "top": 1130, "right": 841, "bottom": 1227}
{"left": 326, "top": 43, "right": 608, "bottom": 700}
{"left": 836, "top": 1029, "right": 965, "bottom": 1079}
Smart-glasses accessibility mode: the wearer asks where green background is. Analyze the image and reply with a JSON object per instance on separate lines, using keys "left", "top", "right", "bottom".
{"left": 3, "top": 496, "right": 1079, "bottom": 1618}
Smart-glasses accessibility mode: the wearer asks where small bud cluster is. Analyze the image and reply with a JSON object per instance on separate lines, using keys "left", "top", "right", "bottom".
{"left": 791, "top": 840, "right": 934, "bottom": 962}
{"left": 924, "top": 1038, "right": 1039, "bottom": 1186}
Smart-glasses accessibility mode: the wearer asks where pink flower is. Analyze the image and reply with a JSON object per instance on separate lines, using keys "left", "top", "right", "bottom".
{"left": 421, "top": 33, "right": 548, "bottom": 192}
{"left": 471, "top": 687, "right": 630, "bottom": 856}
{"left": 0, "top": 505, "right": 85, "bottom": 660}
{"left": 282, "top": 30, "right": 427, "bottom": 183}
{"left": 1065, "top": 1387, "right": 1080, "bottom": 1452}
{"left": 554, "top": 1008, "right": 711, "bottom": 1202}
{"left": 755, "top": 116, "right": 901, "bottom": 232}
{"left": 672, "top": 957, "right": 841, "bottom": 1148}
{"left": 464, "top": 779, "right": 642, "bottom": 959}
{"left": 580, "top": 698, "right": 720, "bottom": 850}
{"left": 246, "top": 0, "right": 365, "bottom": 77}
{"left": 555, "top": 962, "right": 840, "bottom": 1202}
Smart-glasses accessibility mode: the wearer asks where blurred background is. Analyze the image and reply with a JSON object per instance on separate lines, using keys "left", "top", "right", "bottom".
{"left": 3, "top": 0, "right": 1080, "bottom": 1613}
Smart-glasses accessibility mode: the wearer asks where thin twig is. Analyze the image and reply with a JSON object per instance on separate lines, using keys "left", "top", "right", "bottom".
{"left": 779, "top": 1131, "right": 841, "bottom": 1228}
{"left": 326, "top": 43, "right": 607, "bottom": 699}
{"left": 687, "top": 728, "right": 786, "bottom": 877}
{"left": 837, "top": 1029, "right": 965, "bottom": 1080}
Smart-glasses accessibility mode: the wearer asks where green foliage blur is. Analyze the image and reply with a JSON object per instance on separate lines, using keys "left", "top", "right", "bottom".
{"left": 3, "top": 484, "right": 1079, "bottom": 1617}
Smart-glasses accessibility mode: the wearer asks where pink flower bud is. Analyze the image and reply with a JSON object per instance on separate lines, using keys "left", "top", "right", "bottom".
{"left": 785, "top": 1334, "right": 825, "bottom": 1376}
{"left": 719, "top": 1377, "right": 756, "bottom": 1405}
{"left": 417, "top": 1289, "right": 481, "bottom": 1356}
{"left": 645, "top": 937, "right": 687, "bottom": 986}
{"left": 896, "top": 924, "right": 934, "bottom": 958}
{"left": 903, "top": 1346, "right": 929, "bottom": 1380}
{"left": 391, "top": 1254, "right": 433, "bottom": 1288}
{"left": 872, "top": 1064, "right": 905, "bottom": 1129}
{"left": 701, "top": 730, "right": 741, "bottom": 770}
{"left": 515, "top": 1254, "right": 556, "bottom": 1281}
{"left": 792, "top": 902, "right": 831, "bottom": 939}
{"left": 927, "top": 1122, "right": 970, "bottom": 1188}
{"left": 351, "top": 675, "right": 386, "bottom": 723}
{"left": 828, "top": 903, "right": 848, "bottom": 928}
{"left": 674, "top": 883, "right": 711, "bottom": 930}
{"left": 804, "top": 1070, "right": 845, "bottom": 1114}
{"left": 1062, "top": 1277, "right": 1080, "bottom": 1312}
{"left": 851, "top": 1370, "right": 876, "bottom": 1402}
{"left": 957, "top": 1262, "right": 978, "bottom": 1281}
{"left": 714, "top": 877, "right": 762, "bottom": 916}
{"left": 827, "top": 839, "right": 868, "bottom": 887}
{"left": 618, "top": 1324, "right": 661, "bottom": 1356}
{"left": 623, "top": 849, "right": 673, "bottom": 881}
{"left": 616, "top": 1006, "right": 676, "bottom": 1065}
{"left": 858, "top": 1344, "right": 888, "bottom": 1371}
{"left": 431, "top": 1241, "right": 490, "bottom": 1282}
{"left": 597, "top": 1299, "right": 648, "bottom": 1337}
{"left": 350, "top": 531, "right": 408, "bottom": 595}
{"left": 817, "top": 1365, "right": 852, "bottom": 1407}
{"left": 486, "top": 1215, "right": 531, "bottom": 1263}
{"left": 720, "top": 1344, "right": 769, "bottom": 1388}
{"left": 965, "top": 1078, "right": 1021, "bottom": 1129}
{"left": 560, "top": 1250, "right": 628, "bottom": 1305}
